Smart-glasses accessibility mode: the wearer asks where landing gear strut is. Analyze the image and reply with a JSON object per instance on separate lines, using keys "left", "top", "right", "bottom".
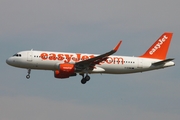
{"left": 26, "top": 69, "right": 31, "bottom": 79}
{"left": 80, "top": 74, "right": 90, "bottom": 84}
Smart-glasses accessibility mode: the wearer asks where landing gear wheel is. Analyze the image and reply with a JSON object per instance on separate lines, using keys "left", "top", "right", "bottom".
{"left": 80, "top": 73, "right": 90, "bottom": 84}
{"left": 26, "top": 75, "right": 30, "bottom": 79}
{"left": 81, "top": 78, "right": 86, "bottom": 84}
{"left": 85, "top": 75, "right": 90, "bottom": 81}
{"left": 26, "top": 69, "right": 31, "bottom": 79}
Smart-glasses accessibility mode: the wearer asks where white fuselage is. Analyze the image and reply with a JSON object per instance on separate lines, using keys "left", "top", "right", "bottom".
{"left": 6, "top": 50, "right": 175, "bottom": 74}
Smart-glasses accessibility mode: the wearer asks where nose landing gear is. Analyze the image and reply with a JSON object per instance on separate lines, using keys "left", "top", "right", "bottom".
{"left": 26, "top": 69, "right": 31, "bottom": 79}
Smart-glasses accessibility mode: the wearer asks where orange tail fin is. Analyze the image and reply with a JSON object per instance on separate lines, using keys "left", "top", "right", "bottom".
{"left": 140, "top": 32, "right": 173, "bottom": 60}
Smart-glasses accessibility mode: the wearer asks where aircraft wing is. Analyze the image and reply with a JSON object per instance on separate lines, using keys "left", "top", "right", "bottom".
{"left": 75, "top": 41, "right": 122, "bottom": 70}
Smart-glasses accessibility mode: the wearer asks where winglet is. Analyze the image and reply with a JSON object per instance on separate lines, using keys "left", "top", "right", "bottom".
{"left": 113, "top": 40, "right": 122, "bottom": 51}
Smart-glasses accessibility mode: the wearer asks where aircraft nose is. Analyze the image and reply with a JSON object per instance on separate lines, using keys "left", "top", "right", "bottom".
{"left": 6, "top": 58, "right": 11, "bottom": 65}
{"left": 6, "top": 57, "right": 13, "bottom": 65}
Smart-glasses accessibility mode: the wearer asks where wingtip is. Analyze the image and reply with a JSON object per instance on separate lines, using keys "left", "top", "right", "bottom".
{"left": 113, "top": 40, "right": 122, "bottom": 51}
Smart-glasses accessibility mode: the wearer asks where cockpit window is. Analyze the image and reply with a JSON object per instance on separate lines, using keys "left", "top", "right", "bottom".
{"left": 13, "top": 54, "right": 22, "bottom": 57}
{"left": 13, "top": 54, "right": 18, "bottom": 56}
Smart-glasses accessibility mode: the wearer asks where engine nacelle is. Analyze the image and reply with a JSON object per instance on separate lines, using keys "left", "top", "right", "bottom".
{"left": 54, "top": 64, "right": 76, "bottom": 78}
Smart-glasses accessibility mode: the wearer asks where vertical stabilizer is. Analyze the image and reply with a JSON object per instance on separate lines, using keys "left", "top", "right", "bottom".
{"left": 140, "top": 32, "right": 173, "bottom": 60}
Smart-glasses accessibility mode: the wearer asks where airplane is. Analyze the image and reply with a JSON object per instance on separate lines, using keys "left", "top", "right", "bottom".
{"left": 6, "top": 32, "right": 175, "bottom": 84}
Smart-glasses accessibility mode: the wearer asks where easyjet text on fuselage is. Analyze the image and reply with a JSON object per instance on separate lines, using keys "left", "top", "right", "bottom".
{"left": 40, "top": 53, "right": 124, "bottom": 65}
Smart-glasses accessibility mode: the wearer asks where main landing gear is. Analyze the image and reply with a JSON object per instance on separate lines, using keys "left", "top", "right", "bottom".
{"left": 80, "top": 74, "right": 90, "bottom": 84}
{"left": 26, "top": 69, "right": 31, "bottom": 79}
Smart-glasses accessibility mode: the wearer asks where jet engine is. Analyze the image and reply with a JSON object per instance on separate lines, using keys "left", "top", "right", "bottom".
{"left": 54, "top": 64, "right": 76, "bottom": 78}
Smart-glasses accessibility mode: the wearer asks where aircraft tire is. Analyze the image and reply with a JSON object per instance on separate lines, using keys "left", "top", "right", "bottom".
{"left": 26, "top": 75, "right": 30, "bottom": 79}
{"left": 81, "top": 78, "right": 86, "bottom": 84}
{"left": 85, "top": 75, "right": 90, "bottom": 81}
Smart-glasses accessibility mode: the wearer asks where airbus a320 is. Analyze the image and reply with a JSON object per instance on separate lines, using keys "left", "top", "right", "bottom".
{"left": 6, "top": 32, "right": 175, "bottom": 84}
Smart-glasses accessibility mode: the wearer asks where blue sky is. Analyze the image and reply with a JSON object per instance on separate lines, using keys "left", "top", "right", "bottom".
{"left": 0, "top": 0, "right": 180, "bottom": 120}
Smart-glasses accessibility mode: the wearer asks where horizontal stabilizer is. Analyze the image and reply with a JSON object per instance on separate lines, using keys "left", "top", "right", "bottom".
{"left": 152, "top": 58, "right": 174, "bottom": 66}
